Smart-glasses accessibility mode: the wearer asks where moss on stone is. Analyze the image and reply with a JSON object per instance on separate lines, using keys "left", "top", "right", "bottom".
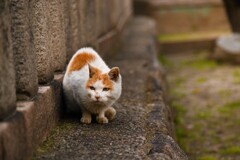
{"left": 197, "top": 77, "right": 207, "bottom": 84}
{"left": 163, "top": 51, "right": 240, "bottom": 159}
{"left": 219, "top": 101, "right": 240, "bottom": 114}
{"left": 158, "top": 53, "right": 173, "bottom": 67}
{"left": 34, "top": 120, "right": 77, "bottom": 157}
{"left": 221, "top": 146, "right": 240, "bottom": 155}
{"left": 181, "top": 58, "right": 218, "bottom": 70}
{"left": 197, "top": 155, "right": 217, "bottom": 160}
{"left": 233, "top": 69, "right": 240, "bottom": 84}
{"left": 158, "top": 31, "right": 229, "bottom": 43}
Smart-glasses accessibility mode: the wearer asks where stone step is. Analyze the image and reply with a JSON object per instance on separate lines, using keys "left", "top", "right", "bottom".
{"left": 34, "top": 17, "right": 188, "bottom": 160}
{"left": 159, "top": 31, "right": 230, "bottom": 53}
{"left": 134, "top": 0, "right": 230, "bottom": 34}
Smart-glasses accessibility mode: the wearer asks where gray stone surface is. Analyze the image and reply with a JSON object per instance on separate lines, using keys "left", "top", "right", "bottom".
{"left": 0, "top": 74, "right": 63, "bottom": 160}
{"left": 30, "top": 0, "right": 54, "bottom": 84}
{"left": 80, "top": 0, "right": 97, "bottom": 47}
{"left": 10, "top": 0, "right": 38, "bottom": 100}
{"left": 97, "top": 0, "right": 112, "bottom": 37}
{"left": 49, "top": 0, "right": 67, "bottom": 71}
{"left": 35, "top": 17, "right": 187, "bottom": 160}
{"left": 212, "top": 34, "right": 240, "bottom": 63}
{"left": 0, "top": 0, "right": 16, "bottom": 119}
{"left": 0, "top": 112, "right": 28, "bottom": 160}
{"left": 63, "top": 0, "right": 81, "bottom": 62}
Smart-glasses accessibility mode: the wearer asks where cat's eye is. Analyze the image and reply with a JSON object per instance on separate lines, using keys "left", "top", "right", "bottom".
{"left": 89, "top": 86, "right": 95, "bottom": 90}
{"left": 103, "top": 88, "right": 110, "bottom": 91}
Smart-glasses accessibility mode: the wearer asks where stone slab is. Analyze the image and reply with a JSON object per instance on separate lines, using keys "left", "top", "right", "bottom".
{"left": 0, "top": 112, "right": 28, "bottom": 160}
{"left": 97, "top": 0, "right": 112, "bottom": 37}
{"left": 30, "top": 0, "right": 54, "bottom": 84}
{"left": 212, "top": 34, "right": 240, "bottom": 64}
{"left": 134, "top": 0, "right": 230, "bottom": 34}
{"left": 63, "top": 0, "right": 81, "bottom": 62}
{"left": 0, "top": 0, "right": 16, "bottom": 119}
{"left": 0, "top": 74, "right": 63, "bottom": 160}
{"left": 34, "top": 17, "right": 187, "bottom": 160}
{"left": 10, "top": 0, "right": 38, "bottom": 100}
{"left": 80, "top": 0, "right": 97, "bottom": 47}
{"left": 49, "top": 0, "right": 67, "bottom": 71}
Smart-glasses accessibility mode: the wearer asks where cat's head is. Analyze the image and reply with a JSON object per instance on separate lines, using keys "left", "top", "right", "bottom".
{"left": 86, "top": 64, "right": 121, "bottom": 103}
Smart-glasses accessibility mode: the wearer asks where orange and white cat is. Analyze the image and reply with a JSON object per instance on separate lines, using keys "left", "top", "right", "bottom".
{"left": 63, "top": 47, "right": 122, "bottom": 124}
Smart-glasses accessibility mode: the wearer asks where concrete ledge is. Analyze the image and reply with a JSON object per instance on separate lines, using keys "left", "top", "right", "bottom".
{"left": 35, "top": 16, "right": 188, "bottom": 160}
{"left": 0, "top": 74, "right": 63, "bottom": 160}
{"left": 135, "top": 0, "right": 223, "bottom": 9}
{"left": 160, "top": 38, "right": 216, "bottom": 53}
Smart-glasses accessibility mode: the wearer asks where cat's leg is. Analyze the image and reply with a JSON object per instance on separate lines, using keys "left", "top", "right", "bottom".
{"left": 80, "top": 110, "right": 92, "bottom": 124}
{"left": 96, "top": 111, "right": 108, "bottom": 124}
{"left": 105, "top": 107, "right": 116, "bottom": 121}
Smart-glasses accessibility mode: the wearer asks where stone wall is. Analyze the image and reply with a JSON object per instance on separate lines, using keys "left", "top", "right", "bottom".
{"left": 0, "top": 0, "right": 132, "bottom": 159}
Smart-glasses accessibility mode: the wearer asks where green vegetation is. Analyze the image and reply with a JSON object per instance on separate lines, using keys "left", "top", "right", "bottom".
{"left": 221, "top": 146, "right": 240, "bottom": 155}
{"left": 164, "top": 51, "right": 240, "bottom": 159}
{"left": 233, "top": 69, "right": 240, "bottom": 84}
{"left": 158, "top": 54, "right": 173, "bottom": 67}
{"left": 219, "top": 101, "right": 240, "bottom": 114}
{"left": 196, "top": 111, "right": 211, "bottom": 119}
{"left": 34, "top": 121, "right": 76, "bottom": 156}
{"left": 219, "top": 89, "right": 232, "bottom": 98}
{"left": 181, "top": 58, "right": 218, "bottom": 70}
{"left": 158, "top": 31, "right": 229, "bottom": 42}
{"left": 197, "top": 156, "right": 217, "bottom": 160}
{"left": 197, "top": 77, "right": 207, "bottom": 84}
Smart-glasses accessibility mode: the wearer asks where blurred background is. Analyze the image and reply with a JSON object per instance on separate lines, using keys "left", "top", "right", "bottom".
{"left": 135, "top": 0, "right": 240, "bottom": 159}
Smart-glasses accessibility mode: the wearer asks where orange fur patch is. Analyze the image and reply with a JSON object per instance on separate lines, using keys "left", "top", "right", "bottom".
{"left": 86, "top": 68, "right": 114, "bottom": 90}
{"left": 68, "top": 53, "right": 96, "bottom": 75}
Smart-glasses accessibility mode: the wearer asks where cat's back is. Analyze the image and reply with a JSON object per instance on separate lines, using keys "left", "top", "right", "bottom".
{"left": 65, "top": 47, "right": 109, "bottom": 78}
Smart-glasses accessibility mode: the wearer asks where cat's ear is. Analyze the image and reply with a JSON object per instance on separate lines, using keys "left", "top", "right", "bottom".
{"left": 108, "top": 67, "right": 120, "bottom": 82}
{"left": 88, "top": 64, "right": 96, "bottom": 78}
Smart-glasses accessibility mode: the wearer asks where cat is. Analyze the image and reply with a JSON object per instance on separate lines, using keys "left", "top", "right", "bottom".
{"left": 63, "top": 47, "right": 122, "bottom": 124}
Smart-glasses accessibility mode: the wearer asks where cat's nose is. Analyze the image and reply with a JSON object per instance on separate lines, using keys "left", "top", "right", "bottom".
{"left": 95, "top": 96, "right": 100, "bottom": 100}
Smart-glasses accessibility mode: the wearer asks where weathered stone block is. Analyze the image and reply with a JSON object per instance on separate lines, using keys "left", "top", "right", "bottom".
{"left": 80, "top": 0, "right": 97, "bottom": 46}
{"left": 0, "top": 0, "right": 16, "bottom": 119}
{"left": 124, "top": 0, "right": 133, "bottom": 18}
{"left": 96, "top": 0, "right": 112, "bottom": 37}
{"left": 63, "top": 0, "right": 81, "bottom": 61}
{"left": 30, "top": 0, "right": 54, "bottom": 84}
{"left": 22, "top": 74, "right": 63, "bottom": 157}
{"left": 10, "top": 0, "right": 38, "bottom": 100}
{"left": 49, "top": 0, "right": 67, "bottom": 71}
{"left": 212, "top": 34, "right": 240, "bottom": 63}
{"left": 0, "top": 112, "right": 28, "bottom": 160}
{"left": 0, "top": 74, "right": 63, "bottom": 160}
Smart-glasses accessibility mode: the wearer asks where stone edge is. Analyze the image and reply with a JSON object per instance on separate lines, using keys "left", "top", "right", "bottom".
{"left": 0, "top": 10, "right": 132, "bottom": 160}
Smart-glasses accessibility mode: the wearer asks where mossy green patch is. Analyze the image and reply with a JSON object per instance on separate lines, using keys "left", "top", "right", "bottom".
{"left": 158, "top": 53, "right": 173, "bottom": 67}
{"left": 219, "top": 101, "right": 240, "bottom": 114}
{"left": 197, "top": 77, "right": 207, "bottom": 84}
{"left": 233, "top": 69, "right": 240, "bottom": 84}
{"left": 196, "top": 111, "right": 211, "bottom": 119}
{"left": 221, "top": 146, "right": 240, "bottom": 155}
{"left": 158, "top": 31, "right": 229, "bottom": 43}
{"left": 34, "top": 121, "right": 77, "bottom": 156}
{"left": 181, "top": 58, "right": 218, "bottom": 70}
{"left": 172, "top": 77, "right": 187, "bottom": 88}
{"left": 197, "top": 155, "right": 217, "bottom": 160}
{"left": 219, "top": 89, "right": 232, "bottom": 98}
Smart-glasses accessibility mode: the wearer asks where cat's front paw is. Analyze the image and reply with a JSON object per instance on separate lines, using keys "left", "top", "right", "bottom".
{"left": 96, "top": 116, "right": 108, "bottom": 124}
{"left": 80, "top": 117, "right": 92, "bottom": 124}
{"left": 105, "top": 107, "right": 116, "bottom": 121}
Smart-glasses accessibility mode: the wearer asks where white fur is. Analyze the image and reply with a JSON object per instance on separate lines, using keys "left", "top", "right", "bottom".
{"left": 63, "top": 47, "right": 122, "bottom": 122}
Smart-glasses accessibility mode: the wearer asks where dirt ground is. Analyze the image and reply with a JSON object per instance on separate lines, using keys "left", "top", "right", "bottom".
{"left": 162, "top": 51, "right": 240, "bottom": 160}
